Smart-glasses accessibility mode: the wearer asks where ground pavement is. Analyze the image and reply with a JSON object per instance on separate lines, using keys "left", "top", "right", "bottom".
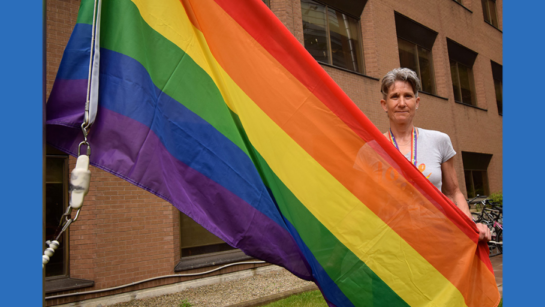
{"left": 59, "top": 255, "right": 503, "bottom": 307}
{"left": 491, "top": 254, "right": 503, "bottom": 295}
{"left": 108, "top": 254, "right": 503, "bottom": 307}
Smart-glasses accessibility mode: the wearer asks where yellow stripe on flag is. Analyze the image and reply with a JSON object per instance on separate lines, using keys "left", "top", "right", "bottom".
{"left": 131, "top": 0, "right": 468, "bottom": 305}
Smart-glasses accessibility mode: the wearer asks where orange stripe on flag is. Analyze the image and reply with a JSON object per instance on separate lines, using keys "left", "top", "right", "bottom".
{"left": 182, "top": 1, "right": 500, "bottom": 306}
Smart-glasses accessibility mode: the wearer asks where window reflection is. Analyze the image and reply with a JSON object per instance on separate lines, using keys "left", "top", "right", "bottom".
{"left": 301, "top": 0, "right": 364, "bottom": 73}
{"left": 450, "top": 60, "right": 475, "bottom": 106}
{"left": 302, "top": 0, "right": 329, "bottom": 64}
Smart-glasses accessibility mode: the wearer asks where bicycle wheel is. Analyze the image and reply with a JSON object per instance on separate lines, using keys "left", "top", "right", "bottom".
{"left": 488, "top": 226, "right": 503, "bottom": 257}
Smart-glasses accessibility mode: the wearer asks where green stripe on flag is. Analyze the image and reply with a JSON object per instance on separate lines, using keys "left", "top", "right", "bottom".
{"left": 76, "top": 0, "right": 96, "bottom": 25}
{"left": 230, "top": 112, "right": 409, "bottom": 307}
{"left": 101, "top": 0, "right": 250, "bottom": 157}
{"left": 98, "top": 1, "right": 410, "bottom": 305}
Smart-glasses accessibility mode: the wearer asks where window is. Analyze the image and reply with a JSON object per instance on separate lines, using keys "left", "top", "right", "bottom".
{"left": 44, "top": 146, "right": 94, "bottom": 294}
{"left": 180, "top": 213, "right": 234, "bottom": 257}
{"left": 45, "top": 146, "right": 69, "bottom": 278}
{"left": 395, "top": 13, "right": 437, "bottom": 94}
{"left": 481, "top": 0, "right": 499, "bottom": 28}
{"left": 491, "top": 61, "right": 502, "bottom": 116}
{"left": 262, "top": 0, "right": 270, "bottom": 7}
{"left": 175, "top": 211, "right": 251, "bottom": 272}
{"left": 398, "top": 40, "right": 436, "bottom": 94}
{"left": 450, "top": 61, "right": 476, "bottom": 105}
{"left": 462, "top": 152, "right": 492, "bottom": 198}
{"left": 447, "top": 39, "right": 478, "bottom": 106}
{"left": 301, "top": 0, "right": 364, "bottom": 73}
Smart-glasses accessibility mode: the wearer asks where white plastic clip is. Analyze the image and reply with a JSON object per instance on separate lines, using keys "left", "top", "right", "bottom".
{"left": 70, "top": 155, "right": 91, "bottom": 209}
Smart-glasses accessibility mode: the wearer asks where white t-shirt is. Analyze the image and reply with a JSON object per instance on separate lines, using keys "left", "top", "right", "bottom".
{"left": 401, "top": 128, "right": 456, "bottom": 191}
{"left": 353, "top": 128, "right": 456, "bottom": 192}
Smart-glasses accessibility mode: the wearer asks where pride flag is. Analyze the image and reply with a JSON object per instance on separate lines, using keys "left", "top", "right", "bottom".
{"left": 46, "top": 0, "right": 501, "bottom": 306}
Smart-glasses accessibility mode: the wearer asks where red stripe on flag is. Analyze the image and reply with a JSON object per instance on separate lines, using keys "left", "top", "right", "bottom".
{"left": 212, "top": 0, "right": 482, "bottom": 252}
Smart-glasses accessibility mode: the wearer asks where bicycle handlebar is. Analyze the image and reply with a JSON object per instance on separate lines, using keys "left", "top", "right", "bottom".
{"left": 467, "top": 194, "right": 488, "bottom": 203}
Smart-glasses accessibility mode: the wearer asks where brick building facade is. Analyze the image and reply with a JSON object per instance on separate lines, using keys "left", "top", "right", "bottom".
{"left": 45, "top": 0, "right": 502, "bottom": 305}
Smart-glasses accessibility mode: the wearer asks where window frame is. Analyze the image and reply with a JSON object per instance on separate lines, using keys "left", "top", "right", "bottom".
{"left": 491, "top": 61, "right": 502, "bottom": 116}
{"left": 464, "top": 169, "right": 490, "bottom": 199}
{"left": 450, "top": 60, "right": 477, "bottom": 106}
{"left": 397, "top": 37, "right": 437, "bottom": 95}
{"left": 481, "top": 0, "right": 499, "bottom": 28}
{"left": 493, "top": 78, "right": 502, "bottom": 116}
{"left": 179, "top": 211, "right": 236, "bottom": 258}
{"left": 44, "top": 147, "right": 95, "bottom": 294}
{"left": 301, "top": 0, "right": 365, "bottom": 73}
{"left": 447, "top": 39, "right": 478, "bottom": 107}
{"left": 462, "top": 152, "right": 492, "bottom": 199}
{"left": 175, "top": 212, "right": 251, "bottom": 272}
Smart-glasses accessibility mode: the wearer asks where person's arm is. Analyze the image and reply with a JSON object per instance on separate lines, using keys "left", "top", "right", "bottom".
{"left": 441, "top": 157, "right": 491, "bottom": 242}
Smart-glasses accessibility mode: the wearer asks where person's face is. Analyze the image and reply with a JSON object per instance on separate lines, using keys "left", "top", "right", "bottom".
{"left": 381, "top": 81, "right": 420, "bottom": 125}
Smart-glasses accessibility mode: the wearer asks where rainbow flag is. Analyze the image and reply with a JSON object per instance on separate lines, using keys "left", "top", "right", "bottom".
{"left": 46, "top": 0, "right": 501, "bottom": 306}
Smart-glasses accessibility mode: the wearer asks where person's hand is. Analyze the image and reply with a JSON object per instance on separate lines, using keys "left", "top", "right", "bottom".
{"left": 476, "top": 223, "right": 491, "bottom": 242}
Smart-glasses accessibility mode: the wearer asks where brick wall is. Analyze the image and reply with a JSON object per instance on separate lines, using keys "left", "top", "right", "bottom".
{"left": 46, "top": 0, "right": 80, "bottom": 100}
{"left": 45, "top": 1, "right": 251, "bottom": 305}
{"left": 285, "top": 0, "right": 503, "bottom": 195}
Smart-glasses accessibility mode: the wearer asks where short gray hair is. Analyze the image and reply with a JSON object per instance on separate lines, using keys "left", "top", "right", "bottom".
{"left": 380, "top": 68, "right": 421, "bottom": 99}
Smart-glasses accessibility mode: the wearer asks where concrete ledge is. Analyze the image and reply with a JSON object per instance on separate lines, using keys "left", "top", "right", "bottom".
{"left": 175, "top": 250, "right": 253, "bottom": 272}
{"left": 46, "top": 278, "right": 95, "bottom": 294}
{"left": 53, "top": 265, "right": 283, "bottom": 307}
{"left": 227, "top": 284, "right": 319, "bottom": 307}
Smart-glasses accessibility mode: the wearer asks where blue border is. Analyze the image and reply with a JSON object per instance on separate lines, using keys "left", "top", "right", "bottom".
{"left": 0, "top": 1, "right": 44, "bottom": 305}
{"left": 0, "top": 1, "right": 529, "bottom": 306}
{"left": 504, "top": 1, "right": 542, "bottom": 305}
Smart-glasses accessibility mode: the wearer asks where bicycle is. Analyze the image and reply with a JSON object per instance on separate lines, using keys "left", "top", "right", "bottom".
{"left": 488, "top": 220, "right": 503, "bottom": 257}
{"left": 467, "top": 195, "right": 503, "bottom": 257}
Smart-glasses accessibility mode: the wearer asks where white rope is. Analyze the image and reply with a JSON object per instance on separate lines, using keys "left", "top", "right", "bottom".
{"left": 84, "top": 0, "right": 101, "bottom": 128}
{"left": 86, "top": 0, "right": 102, "bottom": 128}
{"left": 43, "top": 0, "right": 100, "bottom": 269}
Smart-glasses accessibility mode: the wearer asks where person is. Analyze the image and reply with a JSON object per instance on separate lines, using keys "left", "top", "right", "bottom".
{"left": 379, "top": 68, "right": 491, "bottom": 242}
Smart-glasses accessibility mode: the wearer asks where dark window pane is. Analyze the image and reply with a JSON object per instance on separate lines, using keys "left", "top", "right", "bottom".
{"left": 262, "top": 0, "right": 270, "bottom": 7}
{"left": 398, "top": 39, "right": 418, "bottom": 74}
{"left": 180, "top": 213, "right": 235, "bottom": 257}
{"left": 302, "top": 0, "right": 329, "bottom": 64}
{"left": 458, "top": 64, "right": 474, "bottom": 105}
{"left": 328, "top": 9, "right": 362, "bottom": 72}
{"left": 464, "top": 170, "right": 475, "bottom": 198}
{"left": 418, "top": 45, "right": 435, "bottom": 94}
{"left": 45, "top": 157, "right": 67, "bottom": 277}
{"left": 450, "top": 61, "right": 461, "bottom": 102}
{"left": 489, "top": 0, "right": 498, "bottom": 27}
{"left": 472, "top": 171, "right": 490, "bottom": 197}
{"left": 481, "top": 0, "right": 491, "bottom": 23}
{"left": 462, "top": 152, "right": 492, "bottom": 198}
{"left": 494, "top": 79, "right": 502, "bottom": 115}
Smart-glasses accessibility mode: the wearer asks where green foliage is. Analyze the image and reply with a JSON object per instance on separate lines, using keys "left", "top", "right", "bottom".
{"left": 263, "top": 290, "right": 328, "bottom": 307}
{"left": 489, "top": 192, "right": 503, "bottom": 206}
{"left": 179, "top": 299, "right": 193, "bottom": 307}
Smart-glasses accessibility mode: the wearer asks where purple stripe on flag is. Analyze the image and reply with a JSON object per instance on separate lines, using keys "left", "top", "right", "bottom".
{"left": 47, "top": 79, "right": 87, "bottom": 127}
{"left": 47, "top": 106, "right": 312, "bottom": 280}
